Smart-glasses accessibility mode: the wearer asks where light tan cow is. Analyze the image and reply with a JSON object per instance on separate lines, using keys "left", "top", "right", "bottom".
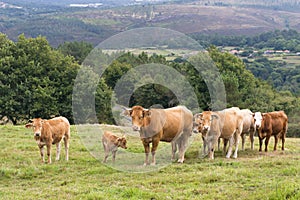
{"left": 102, "top": 131, "right": 127, "bottom": 163}
{"left": 25, "top": 116, "right": 70, "bottom": 164}
{"left": 239, "top": 109, "right": 255, "bottom": 150}
{"left": 193, "top": 108, "right": 243, "bottom": 159}
{"left": 124, "top": 105, "right": 193, "bottom": 165}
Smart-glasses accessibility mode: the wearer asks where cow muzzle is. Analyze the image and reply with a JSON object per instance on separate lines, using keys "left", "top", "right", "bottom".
{"left": 35, "top": 132, "right": 41, "bottom": 137}
{"left": 132, "top": 125, "right": 141, "bottom": 131}
{"left": 193, "top": 128, "right": 199, "bottom": 134}
{"left": 202, "top": 126, "right": 210, "bottom": 133}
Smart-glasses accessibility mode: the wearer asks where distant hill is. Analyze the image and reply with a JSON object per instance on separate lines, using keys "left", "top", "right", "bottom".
{"left": 1, "top": 0, "right": 300, "bottom": 46}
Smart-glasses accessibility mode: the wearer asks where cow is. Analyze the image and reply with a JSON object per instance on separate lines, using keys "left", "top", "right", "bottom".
{"left": 253, "top": 111, "right": 288, "bottom": 152}
{"left": 193, "top": 108, "right": 243, "bottom": 159}
{"left": 124, "top": 105, "right": 193, "bottom": 165}
{"left": 25, "top": 116, "right": 70, "bottom": 164}
{"left": 102, "top": 131, "right": 127, "bottom": 163}
{"left": 193, "top": 107, "right": 239, "bottom": 157}
{"left": 239, "top": 109, "right": 256, "bottom": 150}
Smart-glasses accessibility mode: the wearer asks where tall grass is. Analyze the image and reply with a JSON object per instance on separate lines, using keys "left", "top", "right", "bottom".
{"left": 0, "top": 125, "right": 299, "bottom": 199}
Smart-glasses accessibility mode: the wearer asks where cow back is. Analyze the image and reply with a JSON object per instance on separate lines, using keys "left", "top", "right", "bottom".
{"left": 262, "top": 111, "right": 288, "bottom": 135}
{"left": 145, "top": 106, "right": 192, "bottom": 142}
{"left": 44, "top": 117, "right": 70, "bottom": 144}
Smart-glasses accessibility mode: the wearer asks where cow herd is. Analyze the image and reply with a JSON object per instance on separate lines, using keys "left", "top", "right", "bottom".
{"left": 25, "top": 105, "right": 288, "bottom": 165}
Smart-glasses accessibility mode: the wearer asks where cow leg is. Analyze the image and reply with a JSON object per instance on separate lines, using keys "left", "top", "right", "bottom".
{"left": 226, "top": 137, "right": 234, "bottom": 158}
{"left": 281, "top": 133, "right": 285, "bottom": 151}
{"left": 201, "top": 136, "right": 207, "bottom": 157}
{"left": 151, "top": 139, "right": 160, "bottom": 165}
{"left": 64, "top": 137, "right": 69, "bottom": 161}
{"left": 274, "top": 135, "right": 278, "bottom": 151}
{"left": 241, "top": 133, "right": 246, "bottom": 151}
{"left": 112, "top": 150, "right": 117, "bottom": 163}
{"left": 142, "top": 140, "right": 150, "bottom": 166}
{"left": 178, "top": 134, "right": 189, "bottom": 163}
{"left": 258, "top": 137, "right": 263, "bottom": 152}
{"left": 46, "top": 144, "right": 52, "bottom": 164}
{"left": 171, "top": 141, "right": 177, "bottom": 161}
{"left": 250, "top": 131, "right": 254, "bottom": 150}
{"left": 264, "top": 135, "right": 271, "bottom": 152}
{"left": 208, "top": 135, "right": 218, "bottom": 160}
{"left": 103, "top": 147, "right": 109, "bottom": 163}
{"left": 223, "top": 138, "right": 228, "bottom": 154}
{"left": 56, "top": 142, "right": 61, "bottom": 161}
{"left": 232, "top": 133, "right": 240, "bottom": 159}
{"left": 217, "top": 137, "right": 221, "bottom": 151}
{"left": 39, "top": 145, "right": 45, "bottom": 163}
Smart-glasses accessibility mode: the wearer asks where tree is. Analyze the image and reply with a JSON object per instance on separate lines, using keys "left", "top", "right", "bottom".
{"left": 58, "top": 41, "right": 93, "bottom": 64}
{"left": 0, "top": 34, "right": 80, "bottom": 124}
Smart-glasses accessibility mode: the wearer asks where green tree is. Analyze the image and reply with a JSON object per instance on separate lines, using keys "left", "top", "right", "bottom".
{"left": 58, "top": 41, "right": 93, "bottom": 64}
{"left": 0, "top": 34, "right": 79, "bottom": 124}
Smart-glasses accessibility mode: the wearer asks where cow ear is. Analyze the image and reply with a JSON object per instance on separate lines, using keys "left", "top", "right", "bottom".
{"left": 25, "top": 123, "right": 33, "bottom": 128}
{"left": 211, "top": 114, "right": 219, "bottom": 120}
{"left": 143, "top": 109, "right": 151, "bottom": 117}
{"left": 123, "top": 109, "right": 133, "bottom": 116}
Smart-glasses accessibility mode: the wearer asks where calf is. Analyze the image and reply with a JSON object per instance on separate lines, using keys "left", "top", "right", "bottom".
{"left": 25, "top": 116, "right": 70, "bottom": 164}
{"left": 102, "top": 131, "right": 127, "bottom": 163}
{"left": 253, "top": 111, "right": 288, "bottom": 152}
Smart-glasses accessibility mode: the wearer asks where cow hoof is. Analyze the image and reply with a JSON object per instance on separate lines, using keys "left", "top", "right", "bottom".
{"left": 177, "top": 159, "right": 184, "bottom": 163}
{"left": 150, "top": 163, "right": 156, "bottom": 166}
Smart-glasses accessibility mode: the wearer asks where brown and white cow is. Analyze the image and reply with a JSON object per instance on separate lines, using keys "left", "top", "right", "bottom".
{"left": 25, "top": 116, "right": 70, "bottom": 164}
{"left": 193, "top": 108, "right": 243, "bottom": 159}
{"left": 253, "top": 111, "right": 288, "bottom": 152}
{"left": 102, "top": 131, "right": 127, "bottom": 163}
{"left": 124, "top": 105, "right": 193, "bottom": 165}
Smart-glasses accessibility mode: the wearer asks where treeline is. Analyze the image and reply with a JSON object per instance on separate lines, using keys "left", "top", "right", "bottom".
{"left": 0, "top": 33, "right": 299, "bottom": 136}
{"left": 191, "top": 29, "right": 300, "bottom": 52}
{"left": 245, "top": 57, "right": 300, "bottom": 96}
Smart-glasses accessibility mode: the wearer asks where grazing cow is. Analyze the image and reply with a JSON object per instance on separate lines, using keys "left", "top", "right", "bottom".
{"left": 124, "top": 105, "right": 193, "bottom": 165}
{"left": 253, "top": 111, "right": 288, "bottom": 152}
{"left": 193, "top": 107, "right": 239, "bottom": 157}
{"left": 102, "top": 131, "right": 127, "bottom": 163}
{"left": 193, "top": 108, "right": 243, "bottom": 159}
{"left": 239, "top": 109, "right": 256, "bottom": 150}
{"left": 25, "top": 116, "right": 70, "bottom": 164}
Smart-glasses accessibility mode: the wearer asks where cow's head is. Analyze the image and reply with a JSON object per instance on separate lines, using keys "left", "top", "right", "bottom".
{"left": 193, "top": 113, "right": 203, "bottom": 134}
{"left": 200, "top": 111, "right": 219, "bottom": 134}
{"left": 253, "top": 112, "right": 265, "bottom": 129}
{"left": 25, "top": 118, "right": 44, "bottom": 138}
{"left": 124, "top": 106, "right": 150, "bottom": 131}
{"left": 116, "top": 136, "right": 127, "bottom": 149}
{"left": 253, "top": 112, "right": 263, "bottom": 129}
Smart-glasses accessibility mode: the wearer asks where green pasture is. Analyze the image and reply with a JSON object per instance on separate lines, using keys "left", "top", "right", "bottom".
{"left": 0, "top": 125, "right": 299, "bottom": 200}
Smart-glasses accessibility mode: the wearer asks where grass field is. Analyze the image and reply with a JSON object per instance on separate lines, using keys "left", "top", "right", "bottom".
{"left": 0, "top": 125, "right": 300, "bottom": 200}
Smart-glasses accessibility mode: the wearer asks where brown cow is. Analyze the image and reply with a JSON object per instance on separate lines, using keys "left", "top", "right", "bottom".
{"left": 102, "top": 131, "right": 127, "bottom": 163}
{"left": 253, "top": 111, "right": 288, "bottom": 152}
{"left": 193, "top": 108, "right": 243, "bottom": 159}
{"left": 25, "top": 116, "right": 70, "bottom": 164}
{"left": 124, "top": 105, "right": 193, "bottom": 165}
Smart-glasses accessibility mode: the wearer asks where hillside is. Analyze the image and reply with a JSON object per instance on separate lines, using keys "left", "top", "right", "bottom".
{"left": 1, "top": 0, "right": 300, "bottom": 46}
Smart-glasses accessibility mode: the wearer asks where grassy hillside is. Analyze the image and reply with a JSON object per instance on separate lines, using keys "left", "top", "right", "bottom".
{"left": 1, "top": 125, "right": 299, "bottom": 199}
{"left": 2, "top": 1, "right": 300, "bottom": 46}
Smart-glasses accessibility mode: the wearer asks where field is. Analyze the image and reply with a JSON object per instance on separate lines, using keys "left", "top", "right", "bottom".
{"left": 1, "top": 125, "right": 300, "bottom": 200}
